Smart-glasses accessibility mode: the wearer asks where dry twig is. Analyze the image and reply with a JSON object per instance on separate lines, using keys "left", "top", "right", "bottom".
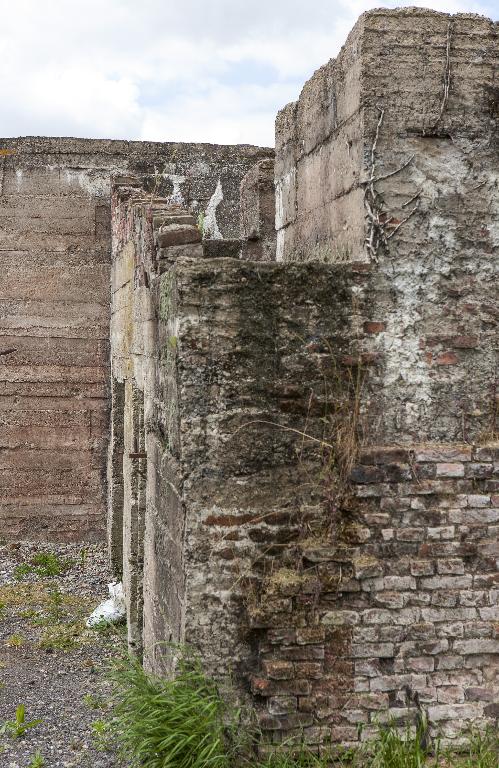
{"left": 363, "top": 108, "right": 420, "bottom": 260}
{"left": 425, "top": 20, "right": 453, "bottom": 134}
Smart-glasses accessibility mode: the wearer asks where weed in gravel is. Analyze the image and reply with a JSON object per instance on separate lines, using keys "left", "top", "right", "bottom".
{"left": 80, "top": 547, "right": 88, "bottom": 569}
{"left": 0, "top": 583, "right": 93, "bottom": 622}
{"left": 0, "top": 705, "right": 42, "bottom": 739}
{"left": 0, "top": 582, "right": 51, "bottom": 607}
{"left": 83, "top": 693, "right": 105, "bottom": 710}
{"left": 14, "top": 551, "right": 73, "bottom": 580}
{"left": 47, "top": 586, "right": 64, "bottom": 620}
{"left": 0, "top": 601, "right": 6, "bottom": 618}
{"left": 13, "top": 563, "right": 34, "bottom": 580}
{"left": 5, "top": 633, "right": 25, "bottom": 649}
{"left": 20, "top": 608, "right": 40, "bottom": 620}
{"left": 27, "top": 751, "right": 46, "bottom": 767}
{"left": 39, "top": 621, "right": 87, "bottom": 651}
{"left": 91, "top": 719, "right": 114, "bottom": 752}
{"left": 91, "top": 617, "right": 126, "bottom": 636}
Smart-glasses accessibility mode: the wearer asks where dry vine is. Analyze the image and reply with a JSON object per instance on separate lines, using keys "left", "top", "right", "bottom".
{"left": 425, "top": 20, "right": 453, "bottom": 134}
{"left": 364, "top": 107, "right": 421, "bottom": 262}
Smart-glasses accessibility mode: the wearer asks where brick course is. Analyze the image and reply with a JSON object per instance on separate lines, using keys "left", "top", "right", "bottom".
{"left": 249, "top": 444, "right": 499, "bottom": 746}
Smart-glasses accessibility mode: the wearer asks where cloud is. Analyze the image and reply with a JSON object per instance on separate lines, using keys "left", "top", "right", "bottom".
{"left": 0, "top": 0, "right": 496, "bottom": 147}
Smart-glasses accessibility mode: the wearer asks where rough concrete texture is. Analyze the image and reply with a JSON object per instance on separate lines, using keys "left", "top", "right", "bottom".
{"left": 276, "top": 8, "right": 498, "bottom": 265}
{"left": 2, "top": 4, "right": 499, "bottom": 755}
{"left": 0, "top": 137, "right": 272, "bottom": 543}
{"left": 109, "top": 181, "right": 212, "bottom": 651}
{"left": 276, "top": 8, "right": 498, "bottom": 445}
{"left": 240, "top": 159, "right": 277, "bottom": 261}
{"left": 108, "top": 177, "right": 308, "bottom": 669}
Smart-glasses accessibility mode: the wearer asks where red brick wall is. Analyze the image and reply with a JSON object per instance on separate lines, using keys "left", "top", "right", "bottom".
{"left": 250, "top": 443, "right": 499, "bottom": 749}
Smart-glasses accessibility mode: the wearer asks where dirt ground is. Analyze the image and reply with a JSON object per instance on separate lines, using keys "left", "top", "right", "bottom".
{"left": 0, "top": 541, "right": 124, "bottom": 768}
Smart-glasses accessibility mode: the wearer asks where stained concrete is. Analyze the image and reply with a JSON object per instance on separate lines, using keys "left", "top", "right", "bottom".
{"left": 0, "top": 138, "right": 272, "bottom": 542}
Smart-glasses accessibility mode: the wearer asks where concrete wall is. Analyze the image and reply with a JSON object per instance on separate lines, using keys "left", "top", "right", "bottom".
{"left": 0, "top": 137, "right": 272, "bottom": 542}
{"left": 105, "top": 7, "right": 498, "bottom": 752}
{"left": 108, "top": 154, "right": 275, "bottom": 643}
{"left": 276, "top": 9, "right": 498, "bottom": 266}
{"left": 240, "top": 159, "right": 277, "bottom": 261}
{"left": 275, "top": 8, "right": 498, "bottom": 445}
{"left": 0, "top": 139, "right": 113, "bottom": 541}
{"left": 115, "top": 213, "right": 498, "bottom": 747}
{"left": 4, "top": 4, "right": 497, "bottom": 753}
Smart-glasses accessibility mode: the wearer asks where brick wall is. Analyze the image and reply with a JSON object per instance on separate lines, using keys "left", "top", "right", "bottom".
{"left": 251, "top": 443, "right": 499, "bottom": 749}
{"left": 116, "top": 221, "right": 498, "bottom": 745}
{"left": 105, "top": 6, "right": 497, "bottom": 752}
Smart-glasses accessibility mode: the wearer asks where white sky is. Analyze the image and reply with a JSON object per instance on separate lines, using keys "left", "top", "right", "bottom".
{"left": 1, "top": 0, "right": 497, "bottom": 147}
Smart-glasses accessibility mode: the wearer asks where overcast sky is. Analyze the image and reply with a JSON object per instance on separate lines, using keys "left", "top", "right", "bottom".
{"left": 1, "top": 0, "right": 497, "bottom": 147}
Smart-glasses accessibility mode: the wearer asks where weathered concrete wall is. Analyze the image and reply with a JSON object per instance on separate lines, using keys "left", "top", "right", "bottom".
{"left": 111, "top": 214, "right": 497, "bottom": 752}
{"left": 0, "top": 139, "right": 112, "bottom": 541}
{"left": 276, "top": 8, "right": 498, "bottom": 265}
{"left": 240, "top": 159, "right": 277, "bottom": 261}
{"left": 107, "top": 7, "right": 497, "bottom": 751}
{"left": 41, "top": 4, "right": 499, "bottom": 749}
{"left": 275, "top": 8, "right": 498, "bottom": 445}
{"left": 143, "top": 256, "right": 354, "bottom": 680}
{"left": 108, "top": 165, "right": 276, "bottom": 644}
{"left": 0, "top": 137, "right": 272, "bottom": 542}
{"left": 130, "top": 241, "right": 498, "bottom": 748}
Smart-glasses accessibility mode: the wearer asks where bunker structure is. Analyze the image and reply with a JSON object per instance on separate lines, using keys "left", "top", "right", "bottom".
{"left": 1, "top": 7, "right": 498, "bottom": 751}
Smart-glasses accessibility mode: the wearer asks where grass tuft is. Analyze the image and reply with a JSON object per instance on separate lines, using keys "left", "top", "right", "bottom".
{"left": 453, "top": 728, "right": 499, "bottom": 768}
{"left": 109, "top": 650, "right": 498, "bottom": 768}
{"left": 14, "top": 551, "right": 73, "bottom": 580}
{"left": 38, "top": 621, "right": 86, "bottom": 651}
{"left": 0, "top": 704, "right": 42, "bottom": 739}
{"left": 27, "top": 753, "right": 46, "bottom": 768}
{"left": 367, "top": 722, "right": 433, "bottom": 768}
{"left": 110, "top": 651, "right": 241, "bottom": 768}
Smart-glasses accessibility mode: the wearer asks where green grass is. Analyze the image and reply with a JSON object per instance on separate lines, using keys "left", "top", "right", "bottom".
{"left": 370, "top": 728, "right": 431, "bottom": 768}
{"left": 5, "top": 633, "right": 25, "bottom": 648}
{"left": 38, "top": 621, "right": 86, "bottom": 651}
{"left": 109, "top": 651, "right": 498, "bottom": 768}
{"left": 449, "top": 728, "right": 499, "bottom": 768}
{"left": 83, "top": 693, "right": 106, "bottom": 710}
{"left": 110, "top": 651, "right": 242, "bottom": 768}
{"left": 260, "top": 727, "right": 498, "bottom": 768}
{"left": 13, "top": 551, "right": 73, "bottom": 580}
{"left": 27, "top": 751, "right": 45, "bottom": 767}
{"left": 91, "top": 718, "right": 114, "bottom": 752}
{"left": 0, "top": 704, "right": 42, "bottom": 739}
{"left": 259, "top": 745, "right": 340, "bottom": 768}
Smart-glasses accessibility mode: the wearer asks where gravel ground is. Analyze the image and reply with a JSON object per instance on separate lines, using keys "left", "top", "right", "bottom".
{"left": 0, "top": 541, "right": 126, "bottom": 768}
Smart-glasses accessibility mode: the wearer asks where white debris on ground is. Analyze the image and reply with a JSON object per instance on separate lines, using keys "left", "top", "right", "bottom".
{"left": 86, "top": 583, "right": 126, "bottom": 628}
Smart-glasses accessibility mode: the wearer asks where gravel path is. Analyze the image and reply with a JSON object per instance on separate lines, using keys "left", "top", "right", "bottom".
{"left": 0, "top": 541, "right": 125, "bottom": 768}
